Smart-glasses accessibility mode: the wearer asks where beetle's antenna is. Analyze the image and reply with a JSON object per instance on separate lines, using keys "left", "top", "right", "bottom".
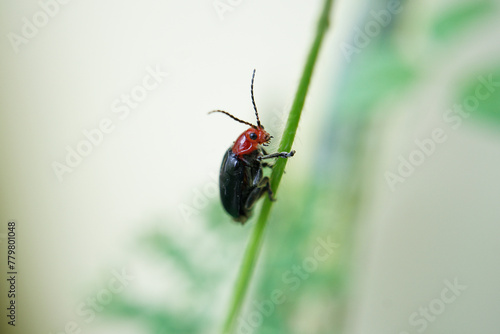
{"left": 250, "top": 69, "right": 262, "bottom": 128}
{"left": 208, "top": 110, "right": 256, "bottom": 128}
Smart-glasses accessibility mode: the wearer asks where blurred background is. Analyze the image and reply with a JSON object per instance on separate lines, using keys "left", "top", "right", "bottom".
{"left": 1, "top": 0, "right": 500, "bottom": 333}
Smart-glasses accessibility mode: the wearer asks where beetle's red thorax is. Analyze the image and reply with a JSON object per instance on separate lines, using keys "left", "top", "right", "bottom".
{"left": 232, "top": 127, "right": 270, "bottom": 157}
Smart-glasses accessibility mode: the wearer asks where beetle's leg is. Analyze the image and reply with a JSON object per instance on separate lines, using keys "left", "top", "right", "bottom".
{"left": 257, "top": 150, "right": 296, "bottom": 161}
{"left": 258, "top": 148, "right": 274, "bottom": 168}
{"left": 251, "top": 167, "right": 264, "bottom": 187}
{"left": 258, "top": 176, "right": 275, "bottom": 200}
{"left": 260, "top": 161, "right": 273, "bottom": 168}
{"left": 244, "top": 187, "right": 264, "bottom": 211}
{"left": 258, "top": 176, "right": 275, "bottom": 201}
{"left": 251, "top": 172, "right": 274, "bottom": 202}
{"left": 244, "top": 177, "right": 275, "bottom": 211}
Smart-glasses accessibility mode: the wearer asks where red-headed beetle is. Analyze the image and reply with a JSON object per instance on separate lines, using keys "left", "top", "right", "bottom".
{"left": 209, "top": 69, "right": 295, "bottom": 224}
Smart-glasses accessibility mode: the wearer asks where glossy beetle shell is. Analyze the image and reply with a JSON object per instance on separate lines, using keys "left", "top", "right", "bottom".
{"left": 219, "top": 147, "right": 264, "bottom": 223}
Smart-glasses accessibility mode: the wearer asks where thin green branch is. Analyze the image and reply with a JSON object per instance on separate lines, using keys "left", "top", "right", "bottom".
{"left": 221, "top": 1, "right": 334, "bottom": 332}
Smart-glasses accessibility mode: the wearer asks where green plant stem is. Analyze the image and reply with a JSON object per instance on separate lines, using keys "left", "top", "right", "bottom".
{"left": 221, "top": 1, "right": 334, "bottom": 332}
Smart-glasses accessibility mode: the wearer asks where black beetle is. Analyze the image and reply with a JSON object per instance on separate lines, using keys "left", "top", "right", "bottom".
{"left": 209, "top": 70, "right": 295, "bottom": 224}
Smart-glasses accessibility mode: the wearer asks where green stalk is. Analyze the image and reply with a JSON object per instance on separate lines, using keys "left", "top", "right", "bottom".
{"left": 221, "top": 1, "right": 334, "bottom": 332}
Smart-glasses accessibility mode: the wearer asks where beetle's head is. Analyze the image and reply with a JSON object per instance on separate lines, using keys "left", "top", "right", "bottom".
{"left": 230, "top": 125, "right": 272, "bottom": 157}
{"left": 244, "top": 126, "right": 271, "bottom": 146}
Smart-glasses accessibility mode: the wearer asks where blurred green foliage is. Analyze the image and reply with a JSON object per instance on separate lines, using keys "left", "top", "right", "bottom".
{"left": 459, "top": 66, "right": 500, "bottom": 126}
{"left": 431, "top": 0, "right": 495, "bottom": 41}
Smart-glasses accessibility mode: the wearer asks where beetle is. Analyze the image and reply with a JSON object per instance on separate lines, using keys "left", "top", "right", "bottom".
{"left": 209, "top": 69, "right": 295, "bottom": 224}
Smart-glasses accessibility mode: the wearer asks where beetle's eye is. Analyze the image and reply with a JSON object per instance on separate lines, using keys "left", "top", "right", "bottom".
{"left": 249, "top": 132, "right": 258, "bottom": 140}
